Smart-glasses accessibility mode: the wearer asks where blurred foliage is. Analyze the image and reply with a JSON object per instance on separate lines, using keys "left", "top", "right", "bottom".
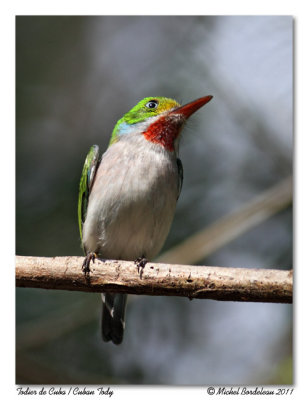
{"left": 268, "top": 356, "right": 293, "bottom": 385}
{"left": 16, "top": 16, "right": 293, "bottom": 385}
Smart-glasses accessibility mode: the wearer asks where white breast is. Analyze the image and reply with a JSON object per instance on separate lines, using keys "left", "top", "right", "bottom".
{"left": 82, "top": 136, "right": 179, "bottom": 261}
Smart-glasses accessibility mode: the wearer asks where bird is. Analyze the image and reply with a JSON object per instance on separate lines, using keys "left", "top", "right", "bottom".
{"left": 78, "top": 95, "right": 213, "bottom": 345}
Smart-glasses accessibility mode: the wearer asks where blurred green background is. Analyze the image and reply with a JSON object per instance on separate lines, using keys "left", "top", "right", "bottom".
{"left": 16, "top": 16, "right": 293, "bottom": 384}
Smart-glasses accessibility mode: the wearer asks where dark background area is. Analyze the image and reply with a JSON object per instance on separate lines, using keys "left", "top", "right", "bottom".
{"left": 16, "top": 16, "right": 292, "bottom": 384}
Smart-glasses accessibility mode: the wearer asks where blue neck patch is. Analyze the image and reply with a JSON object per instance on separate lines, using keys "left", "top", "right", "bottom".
{"left": 116, "top": 122, "right": 135, "bottom": 136}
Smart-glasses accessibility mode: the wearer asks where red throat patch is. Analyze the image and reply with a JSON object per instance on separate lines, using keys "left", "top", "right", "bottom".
{"left": 142, "top": 115, "right": 184, "bottom": 151}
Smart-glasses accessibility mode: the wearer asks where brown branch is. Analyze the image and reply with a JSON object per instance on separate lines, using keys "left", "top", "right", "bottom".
{"left": 16, "top": 256, "right": 292, "bottom": 304}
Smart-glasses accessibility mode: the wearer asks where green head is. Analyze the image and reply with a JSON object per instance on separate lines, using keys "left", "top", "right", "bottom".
{"left": 109, "top": 95, "right": 213, "bottom": 151}
{"left": 109, "top": 97, "right": 180, "bottom": 145}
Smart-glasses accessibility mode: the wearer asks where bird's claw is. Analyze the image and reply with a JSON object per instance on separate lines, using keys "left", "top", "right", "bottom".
{"left": 134, "top": 256, "right": 148, "bottom": 279}
{"left": 82, "top": 252, "right": 97, "bottom": 275}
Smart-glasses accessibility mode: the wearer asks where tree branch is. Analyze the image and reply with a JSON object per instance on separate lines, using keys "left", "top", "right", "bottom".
{"left": 157, "top": 176, "right": 293, "bottom": 265}
{"left": 16, "top": 256, "right": 292, "bottom": 304}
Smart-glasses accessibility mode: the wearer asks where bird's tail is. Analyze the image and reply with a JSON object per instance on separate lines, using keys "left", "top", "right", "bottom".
{"left": 101, "top": 293, "right": 127, "bottom": 345}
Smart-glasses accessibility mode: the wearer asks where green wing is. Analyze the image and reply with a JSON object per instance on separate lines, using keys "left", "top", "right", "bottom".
{"left": 78, "top": 144, "right": 100, "bottom": 244}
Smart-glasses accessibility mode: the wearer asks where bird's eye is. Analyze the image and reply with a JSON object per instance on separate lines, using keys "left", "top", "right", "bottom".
{"left": 145, "top": 100, "right": 159, "bottom": 109}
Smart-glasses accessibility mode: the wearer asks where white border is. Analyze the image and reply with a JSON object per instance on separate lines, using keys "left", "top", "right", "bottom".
{"left": 2, "top": 1, "right": 306, "bottom": 399}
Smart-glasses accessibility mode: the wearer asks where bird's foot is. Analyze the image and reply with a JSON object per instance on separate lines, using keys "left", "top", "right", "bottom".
{"left": 134, "top": 256, "right": 148, "bottom": 279}
{"left": 82, "top": 252, "right": 97, "bottom": 275}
